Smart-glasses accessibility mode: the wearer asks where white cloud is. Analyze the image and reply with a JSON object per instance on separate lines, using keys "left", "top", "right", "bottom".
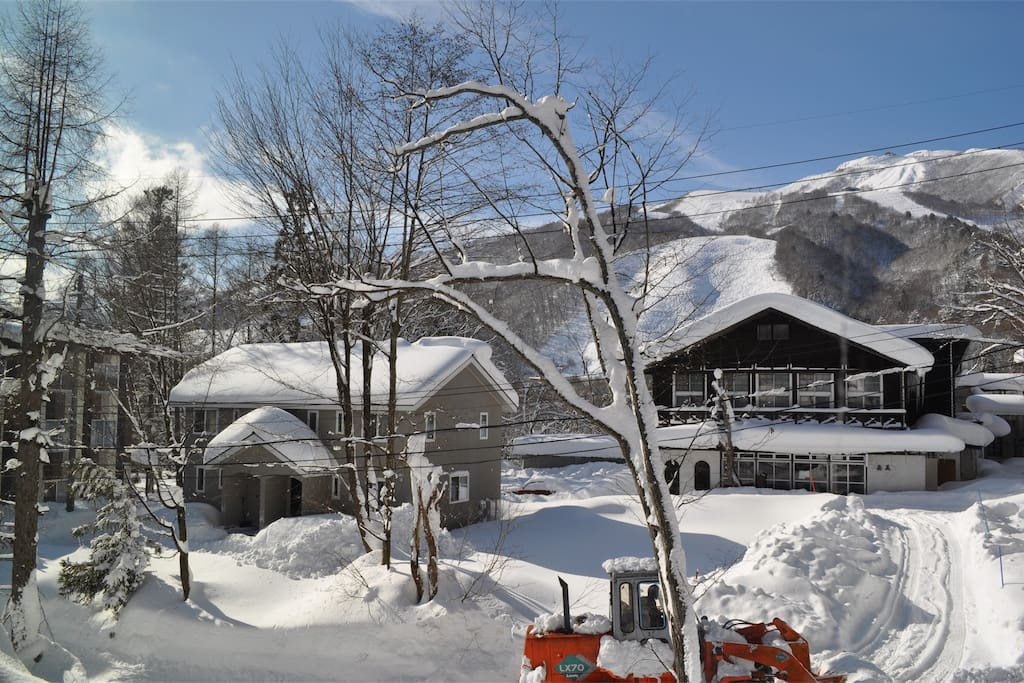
{"left": 92, "top": 124, "right": 252, "bottom": 230}
{"left": 343, "top": 0, "right": 449, "bottom": 23}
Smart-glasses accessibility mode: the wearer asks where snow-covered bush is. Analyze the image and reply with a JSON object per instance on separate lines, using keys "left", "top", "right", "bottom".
{"left": 58, "top": 460, "right": 148, "bottom": 616}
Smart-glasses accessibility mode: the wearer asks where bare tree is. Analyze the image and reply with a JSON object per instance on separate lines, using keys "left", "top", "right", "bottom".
{"left": 307, "top": 4, "right": 707, "bottom": 679}
{"left": 0, "top": 0, "right": 115, "bottom": 652}
{"left": 960, "top": 216, "right": 1024, "bottom": 341}
{"left": 212, "top": 18, "right": 490, "bottom": 568}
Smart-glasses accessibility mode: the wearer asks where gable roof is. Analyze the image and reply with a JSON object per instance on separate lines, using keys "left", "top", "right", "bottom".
{"left": 203, "top": 406, "right": 339, "bottom": 472}
{"left": 169, "top": 337, "right": 518, "bottom": 412}
{"left": 646, "top": 293, "right": 934, "bottom": 370}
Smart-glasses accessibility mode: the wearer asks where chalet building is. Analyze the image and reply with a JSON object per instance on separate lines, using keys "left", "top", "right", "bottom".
{"left": 168, "top": 337, "right": 518, "bottom": 530}
{"left": 0, "top": 321, "right": 127, "bottom": 504}
{"left": 645, "top": 293, "right": 997, "bottom": 495}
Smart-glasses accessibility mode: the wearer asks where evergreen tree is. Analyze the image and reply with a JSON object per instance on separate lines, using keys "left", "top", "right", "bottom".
{"left": 58, "top": 460, "right": 148, "bottom": 616}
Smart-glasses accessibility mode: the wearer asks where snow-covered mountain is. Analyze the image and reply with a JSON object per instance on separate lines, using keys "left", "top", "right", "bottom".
{"left": 653, "top": 148, "right": 1024, "bottom": 232}
{"left": 465, "top": 149, "right": 1024, "bottom": 376}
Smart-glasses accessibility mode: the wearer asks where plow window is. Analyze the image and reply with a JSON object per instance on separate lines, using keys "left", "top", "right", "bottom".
{"left": 618, "top": 582, "right": 634, "bottom": 634}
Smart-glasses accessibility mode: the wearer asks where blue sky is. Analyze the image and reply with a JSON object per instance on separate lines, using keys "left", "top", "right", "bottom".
{"left": 82, "top": 1, "right": 1024, "bottom": 219}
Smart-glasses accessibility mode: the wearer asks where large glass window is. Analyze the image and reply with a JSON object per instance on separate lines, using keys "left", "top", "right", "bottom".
{"left": 847, "top": 375, "right": 883, "bottom": 409}
{"left": 794, "top": 457, "right": 829, "bottom": 491}
{"left": 720, "top": 372, "right": 751, "bottom": 404}
{"left": 797, "top": 372, "right": 834, "bottom": 408}
{"left": 756, "top": 372, "right": 792, "bottom": 408}
{"left": 831, "top": 460, "right": 866, "bottom": 494}
{"left": 734, "top": 456, "right": 757, "bottom": 486}
{"left": 756, "top": 459, "right": 792, "bottom": 490}
{"left": 673, "top": 372, "right": 705, "bottom": 407}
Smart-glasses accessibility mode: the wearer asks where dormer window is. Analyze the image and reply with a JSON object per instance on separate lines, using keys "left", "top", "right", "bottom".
{"left": 757, "top": 323, "right": 789, "bottom": 341}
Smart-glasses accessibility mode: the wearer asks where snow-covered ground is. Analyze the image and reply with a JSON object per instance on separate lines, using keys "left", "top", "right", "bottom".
{"left": 5, "top": 458, "right": 1023, "bottom": 682}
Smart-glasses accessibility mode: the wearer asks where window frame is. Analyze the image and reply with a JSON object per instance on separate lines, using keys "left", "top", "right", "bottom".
{"left": 192, "top": 408, "right": 210, "bottom": 435}
{"left": 449, "top": 470, "right": 469, "bottom": 503}
{"left": 306, "top": 410, "right": 318, "bottom": 433}
{"left": 755, "top": 372, "right": 792, "bottom": 408}
{"left": 796, "top": 372, "right": 835, "bottom": 408}
{"left": 847, "top": 374, "right": 883, "bottom": 409}
{"left": 672, "top": 372, "right": 706, "bottom": 407}
{"left": 331, "top": 474, "right": 342, "bottom": 499}
{"left": 720, "top": 372, "right": 751, "bottom": 403}
{"left": 424, "top": 411, "right": 437, "bottom": 442}
{"left": 479, "top": 412, "right": 489, "bottom": 440}
{"left": 90, "top": 418, "right": 117, "bottom": 449}
{"left": 196, "top": 466, "right": 206, "bottom": 494}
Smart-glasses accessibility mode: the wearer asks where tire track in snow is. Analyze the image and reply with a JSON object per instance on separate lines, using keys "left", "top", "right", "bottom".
{"left": 865, "top": 511, "right": 965, "bottom": 682}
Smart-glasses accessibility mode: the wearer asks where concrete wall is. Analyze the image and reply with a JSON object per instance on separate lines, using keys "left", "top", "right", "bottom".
{"left": 662, "top": 449, "right": 722, "bottom": 494}
{"left": 866, "top": 454, "right": 930, "bottom": 492}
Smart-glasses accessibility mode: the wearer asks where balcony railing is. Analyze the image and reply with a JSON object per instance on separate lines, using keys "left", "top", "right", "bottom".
{"left": 657, "top": 405, "right": 907, "bottom": 429}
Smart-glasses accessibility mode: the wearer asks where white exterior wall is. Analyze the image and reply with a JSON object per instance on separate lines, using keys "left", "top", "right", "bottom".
{"left": 866, "top": 454, "right": 929, "bottom": 492}
{"left": 663, "top": 448, "right": 721, "bottom": 493}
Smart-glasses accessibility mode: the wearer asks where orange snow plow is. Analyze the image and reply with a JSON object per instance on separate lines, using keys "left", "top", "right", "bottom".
{"left": 521, "top": 561, "right": 846, "bottom": 683}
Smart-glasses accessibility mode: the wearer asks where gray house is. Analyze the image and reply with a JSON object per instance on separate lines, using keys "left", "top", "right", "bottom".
{"left": 168, "top": 337, "right": 518, "bottom": 530}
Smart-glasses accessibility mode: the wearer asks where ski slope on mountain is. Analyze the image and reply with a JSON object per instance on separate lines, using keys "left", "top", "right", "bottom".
{"left": 3, "top": 458, "right": 1021, "bottom": 682}
{"left": 543, "top": 234, "right": 792, "bottom": 374}
{"left": 655, "top": 148, "right": 1024, "bottom": 231}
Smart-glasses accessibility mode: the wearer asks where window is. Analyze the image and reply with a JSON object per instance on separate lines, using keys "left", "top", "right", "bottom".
{"left": 369, "top": 414, "right": 387, "bottom": 439}
{"left": 618, "top": 582, "right": 635, "bottom": 634}
{"left": 192, "top": 409, "right": 210, "bottom": 435}
{"left": 797, "top": 372, "right": 834, "bottom": 408}
{"left": 90, "top": 419, "right": 116, "bottom": 448}
{"left": 847, "top": 375, "right": 882, "bottom": 409}
{"left": 94, "top": 362, "right": 119, "bottom": 387}
{"left": 449, "top": 471, "right": 469, "bottom": 503}
{"left": 335, "top": 411, "right": 345, "bottom": 435}
{"left": 830, "top": 460, "right": 866, "bottom": 495}
{"left": 756, "top": 323, "right": 789, "bottom": 341}
{"left": 331, "top": 474, "right": 342, "bottom": 499}
{"left": 44, "top": 390, "right": 71, "bottom": 444}
{"left": 672, "top": 372, "right": 705, "bottom": 407}
{"left": 720, "top": 372, "right": 750, "bottom": 403}
{"left": 794, "top": 457, "right": 829, "bottom": 492}
{"left": 479, "top": 412, "right": 489, "bottom": 440}
{"left": 735, "top": 457, "right": 756, "bottom": 486}
{"left": 306, "top": 410, "right": 318, "bottom": 433}
{"left": 196, "top": 467, "right": 206, "bottom": 493}
{"left": 756, "top": 459, "right": 792, "bottom": 490}
{"left": 637, "top": 580, "right": 666, "bottom": 631}
{"left": 424, "top": 412, "right": 437, "bottom": 442}
{"left": 217, "top": 469, "right": 223, "bottom": 489}
{"left": 755, "top": 372, "right": 791, "bottom": 408}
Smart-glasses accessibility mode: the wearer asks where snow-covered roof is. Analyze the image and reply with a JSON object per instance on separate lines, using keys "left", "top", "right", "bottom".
{"left": 169, "top": 337, "right": 518, "bottom": 412}
{"left": 727, "top": 418, "right": 964, "bottom": 454}
{"left": 877, "top": 323, "right": 982, "bottom": 341}
{"left": 511, "top": 417, "right": 965, "bottom": 460}
{"left": 966, "top": 392, "right": 1024, "bottom": 416}
{"left": 1, "top": 318, "right": 177, "bottom": 356}
{"left": 203, "top": 407, "right": 339, "bottom": 472}
{"left": 914, "top": 413, "right": 994, "bottom": 448}
{"left": 957, "top": 372, "right": 1024, "bottom": 392}
{"left": 646, "top": 293, "right": 934, "bottom": 370}
{"left": 509, "top": 433, "right": 624, "bottom": 460}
